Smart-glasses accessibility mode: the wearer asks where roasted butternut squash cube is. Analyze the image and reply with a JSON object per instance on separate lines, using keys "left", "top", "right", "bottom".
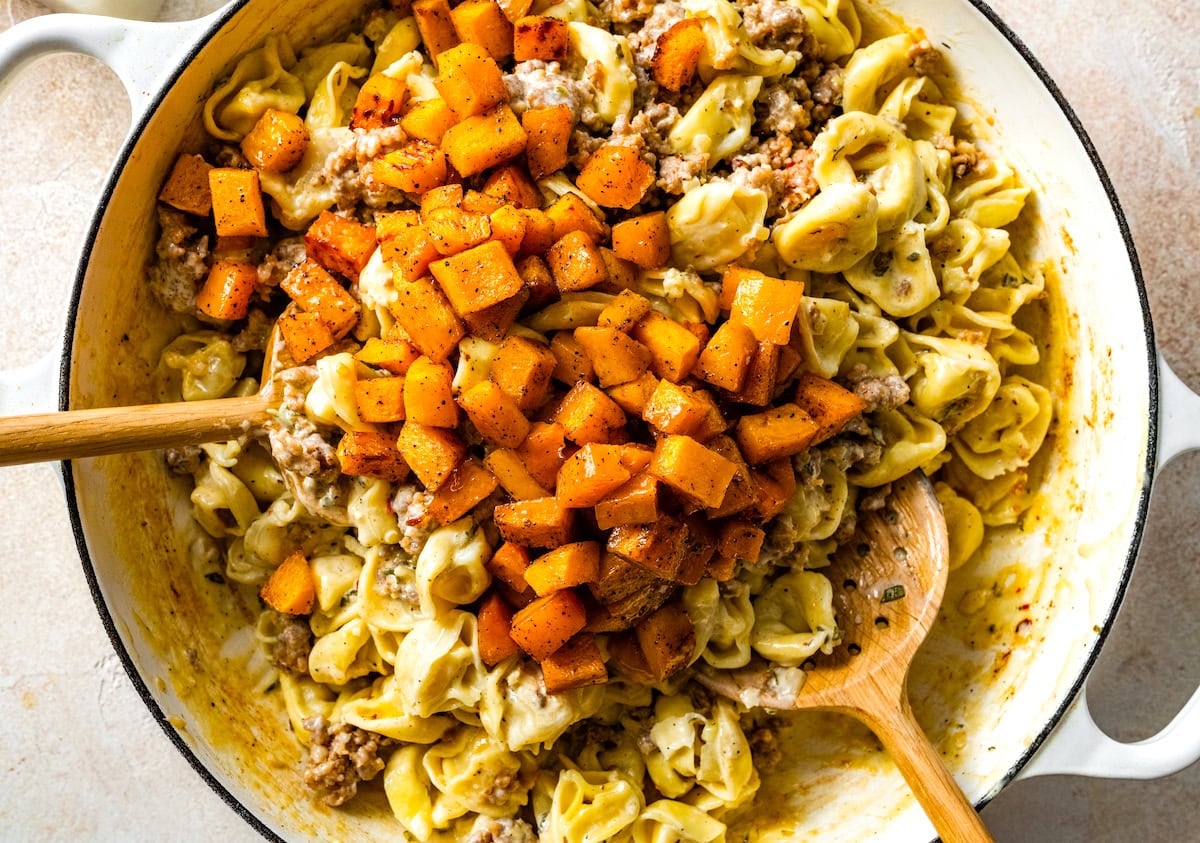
{"left": 517, "top": 254, "right": 559, "bottom": 310}
{"left": 371, "top": 140, "right": 449, "bottom": 194}
{"left": 576, "top": 145, "right": 655, "bottom": 210}
{"left": 441, "top": 105, "right": 528, "bottom": 177}
{"left": 484, "top": 448, "right": 550, "bottom": 499}
{"left": 354, "top": 376, "right": 407, "bottom": 423}
{"left": 716, "top": 520, "right": 766, "bottom": 564}
{"left": 555, "top": 443, "right": 631, "bottom": 507}
{"left": 241, "top": 108, "right": 309, "bottom": 173}
{"left": 424, "top": 206, "right": 493, "bottom": 256}
{"left": 510, "top": 589, "right": 588, "bottom": 660}
{"left": 425, "top": 458, "right": 499, "bottom": 525}
{"left": 513, "top": 15, "right": 568, "bottom": 61}
{"left": 350, "top": 74, "right": 408, "bottom": 131}
{"left": 730, "top": 341, "right": 780, "bottom": 406}
{"left": 593, "top": 471, "right": 659, "bottom": 530}
{"left": 158, "top": 153, "right": 213, "bottom": 216}
{"left": 496, "top": 0, "right": 533, "bottom": 22}
{"left": 606, "top": 371, "right": 658, "bottom": 416}
{"left": 429, "top": 239, "right": 525, "bottom": 315}
{"left": 572, "top": 326, "right": 651, "bottom": 388}
{"left": 676, "top": 516, "right": 717, "bottom": 586}
{"left": 420, "top": 183, "right": 465, "bottom": 216}
{"left": 463, "top": 287, "right": 529, "bottom": 341}
{"left": 596, "top": 288, "right": 653, "bottom": 334}
{"left": 489, "top": 204, "right": 528, "bottom": 256}
{"left": 494, "top": 497, "right": 575, "bottom": 548}
{"left": 390, "top": 277, "right": 465, "bottom": 361}
{"left": 482, "top": 164, "right": 543, "bottom": 209}
{"left": 607, "top": 517, "right": 687, "bottom": 580}
{"left": 718, "top": 264, "right": 759, "bottom": 311}
{"left": 209, "top": 167, "right": 268, "bottom": 237}
{"left": 450, "top": 0, "right": 515, "bottom": 60}
{"left": 554, "top": 381, "right": 627, "bottom": 445}
{"left": 704, "top": 436, "right": 759, "bottom": 518}
{"left": 525, "top": 541, "right": 601, "bottom": 596}
{"left": 195, "top": 260, "right": 258, "bottom": 321}
{"left": 260, "top": 551, "right": 316, "bottom": 616}
{"left": 549, "top": 331, "right": 594, "bottom": 384}
{"left": 630, "top": 310, "right": 701, "bottom": 382}
{"left": 634, "top": 602, "right": 696, "bottom": 681}
{"left": 280, "top": 258, "right": 360, "bottom": 338}
{"left": 735, "top": 402, "right": 821, "bottom": 463}
{"left": 404, "top": 355, "right": 459, "bottom": 427}
{"left": 490, "top": 335, "right": 557, "bottom": 411}
{"left": 383, "top": 220, "right": 442, "bottom": 283}
{"left": 610, "top": 211, "right": 670, "bottom": 268}
{"left": 519, "top": 208, "right": 558, "bottom": 258}
{"left": 516, "top": 422, "right": 570, "bottom": 489}
{"left": 401, "top": 96, "right": 459, "bottom": 144}
{"left": 413, "top": 0, "right": 461, "bottom": 63}
{"left": 587, "top": 552, "right": 664, "bottom": 604}
{"left": 650, "top": 18, "right": 705, "bottom": 92}
{"left": 521, "top": 103, "right": 573, "bottom": 180}
{"left": 477, "top": 591, "right": 521, "bottom": 666}
{"left": 396, "top": 421, "right": 467, "bottom": 490}
{"left": 458, "top": 380, "right": 531, "bottom": 448}
{"left": 487, "top": 542, "right": 534, "bottom": 595}
{"left": 730, "top": 273, "right": 806, "bottom": 345}
{"left": 547, "top": 230, "right": 609, "bottom": 292}
{"left": 695, "top": 320, "right": 757, "bottom": 392}
{"left": 541, "top": 632, "right": 607, "bottom": 692}
{"left": 337, "top": 430, "right": 410, "bottom": 483}
{"left": 435, "top": 42, "right": 508, "bottom": 118}
{"left": 793, "top": 372, "right": 868, "bottom": 445}
{"left": 304, "top": 210, "right": 377, "bottom": 281}
{"left": 277, "top": 309, "right": 336, "bottom": 363}
{"left": 640, "top": 379, "right": 709, "bottom": 435}
{"left": 649, "top": 435, "right": 738, "bottom": 509}
{"left": 545, "top": 192, "right": 608, "bottom": 243}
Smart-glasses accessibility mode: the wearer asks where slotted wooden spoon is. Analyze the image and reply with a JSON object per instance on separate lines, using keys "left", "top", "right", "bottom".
{"left": 0, "top": 325, "right": 289, "bottom": 467}
{"left": 699, "top": 472, "right": 994, "bottom": 843}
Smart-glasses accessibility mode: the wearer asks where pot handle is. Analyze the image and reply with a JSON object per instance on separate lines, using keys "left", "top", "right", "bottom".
{"left": 1020, "top": 353, "right": 1200, "bottom": 780}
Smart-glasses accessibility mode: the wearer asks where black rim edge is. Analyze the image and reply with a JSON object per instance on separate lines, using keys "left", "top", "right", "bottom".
{"left": 55, "top": 0, "right": 1159, "bottom": 839}
{"left": 57, "top": 2, "right": 283, "bottom": 841}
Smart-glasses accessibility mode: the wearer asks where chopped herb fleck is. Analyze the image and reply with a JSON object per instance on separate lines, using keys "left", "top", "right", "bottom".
{"left": 882, "top": 584, "right": 906, "bottom": 603}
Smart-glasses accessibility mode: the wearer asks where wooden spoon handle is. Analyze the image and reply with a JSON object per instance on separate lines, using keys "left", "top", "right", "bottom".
{"left": 866, "top": 694, "right": 995, "bottom": 843}
{"left": 0, "top": 394, "right": 272, "bottom": 466}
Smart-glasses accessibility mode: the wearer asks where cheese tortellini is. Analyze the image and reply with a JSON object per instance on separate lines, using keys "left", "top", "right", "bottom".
{"left": 667, "top": 182, "right": 769, "bottom": 271}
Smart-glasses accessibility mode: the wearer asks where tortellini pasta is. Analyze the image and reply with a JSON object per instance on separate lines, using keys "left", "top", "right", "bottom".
{"left": 392, "top": 611, "right": 488, "bottom": 717}
{"left": 792, "top": 0, "right": 862, "bottom": 59}
{"left": 203, "top": 34, "right": 305, "bottom": 141}
{"left": 772, "top": 182, "right": 879, "bottom": 273}
{"left": 751, "top": 570, "right": 839, "bottom": 666}
{"left": 851, "top": 406, "right": 948, "bottom": 487}
{"left": 843, "top": 221, "right": 940, "bottom": 317}
{"left": 667, "top": 182, "right": 769, "bottom": 271}
{"left": 904, "top": 333, "right": 1002, "bottom": 431}
{"left": 682, "top": 0, "right": 796, "bottom": 78}
{"left": 258, "top": 126, "right": 354, "bottom": 229}
{"left": 567, "top": 23, "right": 637, "bottom": 125}
{"left": 540, "top": 769, "right": 644, "bottom": 843}
{"left": 160, "top": 332, "right": 246, "bottom": 402}
{"left": 841, "top": 33, "right": 916, "bottom": 115}
{"left": 950, "top": 376, "right": 1053, "bottom": 479}
{"left": 668, "top": 75, "right": 763, "bottom": 164}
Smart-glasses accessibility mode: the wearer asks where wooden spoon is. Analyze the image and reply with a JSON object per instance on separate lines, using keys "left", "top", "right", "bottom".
{"left": 698, "top": 472, "right": 994, "bottom": 843}
{"left": 0, "top": 326, "right": 290, "bottom": 467}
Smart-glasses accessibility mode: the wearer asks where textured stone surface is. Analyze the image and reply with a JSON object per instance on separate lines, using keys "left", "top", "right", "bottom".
{"left": 0, "top": 0, "right": 1196, "bottom": 840}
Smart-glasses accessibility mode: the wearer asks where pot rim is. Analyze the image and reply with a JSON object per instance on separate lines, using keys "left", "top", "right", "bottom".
{"left": 55, "top": 0, "right": 1159, "bottom": 838}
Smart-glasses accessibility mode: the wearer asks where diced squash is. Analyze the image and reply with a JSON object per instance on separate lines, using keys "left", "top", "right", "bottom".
{"left": 209, "top": 168, "right": 268, "bottom": 237}
{"left": 549, "top": 331, "right": 594, "bottom": 384}
{"left": 494, "top": 497, "right": 575, "bottom": 548}
{"left": 337, "top": 430, "right": 411, "bottom": 483}
{"left": 525, "top": 541, "right": 601, "bottom": 595}
{"left": 516, "top": 254, "right": 558, "bottom": 310}
{"left": 716, "top": 520, "right": 765, "bottom": 564}
{"left": 195, "top": 260, "right": 258, "bottom": 321}
{"left": 277, "top": 309, "right": 336, "bottom": 363}
{"left": 463, "top": 288, "right": 529, "bottom": 341}
{"left": 424, "top": 206, "right": 493, "bottom": 256}
{"left": 451, "top": 0, "right": 515, "bottom": 60}
{"left": 489, "top": 204, "right": 528, "bottom": 256}
{"left": 606, "top": 371, "right": 658, "bottom": 416}
{"left": 597, "top": 248, "right": 637, "bottom": 293}
{"left": 390, "top": 277, "right": 465, "bottom": 361}
{"left": 435, "top": 42, "right": 508, "bottom": 118}
{"left": 593, "top": 580, "right": 675, "bottom": 631}
{"left": 350, "top": 74, "right": 409, "bottom": 130}
{"left": 496, "top": 0, "right": 533, "bottom": 22}
{"left": 547, "top": 230, "right": 609, "bottom": 292}
{"left": 260, "top": 551, "right": 316, "bottom": 615}
{"left": 730, "top": 341, "right": 779, "bottom": 406}
{"left": 719, "top": 265, "right": 759, "bottom": 311}
{"left": 462, "top": 189, "right": 505, "bottom": 215}
{"left": 749, "top": 467, "right": 790, "bottom": 521}
{"left": 490, "top": 335, "right": 557, "bottom": 411}
{"left": 401, "top": 97, "right": 460, "bottom": 144}
{"left": 404, "top": 355, "right": 459, "bottom": 427}
{"left": 554, "top": 381, "right": 626, "bottom": 445}
{"left": 730, "top": 273, "right": 806, "bottom": 345}
{"left": 488, "top": 542, "right": 534, "bottom": 594}
{"left": 458, "top": 380, "right": 531, "bottom": 448}
{"left": 573, "top": 326, "right": 651, "bottom": 387}
{"left": 555, "top": 443, "right": 631, "bottom": 507}
{"left": 688, "top": 386, "right": 729, "bottom": 442}
{"left": 597, "top": 289, "right": 653, "bottom": 333}
{"left": 735, "top": 402, "right": 821, "bottom": 463}
{"left": 280, "top": 258, "right": 360, "bottom": 338}
{"left": 634, "top": 603, "right": 696, "bottom": 681}
{"left": 513, "top": 15, "right": 568, "bottom": 61}
{"left": 594, "top": 471, "right": 658, "bottom": 530}
{"left": 676, "top": 516, "right": 716, "bottom": 586}
{"left": 425, "top": 458, "right": 499, "bottom": 524}
{"left": 158, "top": 153, "right": 213, "bottom": 215}
{"left": 484, "top": 448, "right": 550, "bottom": 499}
{"left": 413, "top": 0, "right": 461, "bottom": 63}
{"left": 396, "top": 420, "right": 468, "bottom": 490}
{"left": 241, "top": 108, "right": 309, "bottom": 173}
{"left": 429, "top": 239, "right": 525, "bottom": 316}
{"left": 610, "top": 211, "right": 670, "bottom": 268}
{"left": 576, "top": 144, "right": 655, "bottom": 210}
{"left": 641, "top": 379, "right": 709, "bottom": 435}
{"left": 517, "top": 422, "right": 570, "bottom": 489}
{"left": 776, "top": 344, "right": 803, "bottom": 392}
{"left": 519, "top": 209, "right": 558, "bottom": 259}
{"left": 706, "top": 554, "right": 737, "bottom": 582}
{"left": 384, "top": 221, "right": 442, "bottom": 284}
{"left": 354, "top": 376, "right": 407, "bottom": 423}
{"left": 650, "top": 18, "right": 705, "bottom": 92}
{"left": 618, "top": 444, "right": 653, "bottom": 474}
{"left": 695, "top": 320, "right": 757, "bottom": 392}
{"left": 607, "top": 631, "right": 655, "bottom": 683}
{"left": 477, "top": 592, "right": 521, "bottom": 666}
{"left": 705, "top": 435, "right": 759, "bottom": 518}
{"left": 793, "top": 372, "right": 868, "bottom": 445}
{"left": 442, "top": 105, "right": 528, "bottom": 177}
{"left": 521, "top": 103, "right": 573, "bottom": 180}
{"left": 630, "top": 310, "right": 701, "bottom": 382}
{"left": 649, "top": 435, "right": 738, "bottom": 509}
{"left": 607, "top": 516, "right": 687, "bottom": 580}
{"left": 545, "top": 192, "right": 608, "bottom": 243}
{"left": 588, "top": 552, "right": 664, "bottom": 605}
{"left": 510, "top": 589, "right": 588, "bottom": 660}
{"left": 305, "top": 210, "right": 377, "bottom": 281}
{"left": 371, "top": 140, "right": 449, "bottom": 194}
{"left": 211, "top": 235, "right": 256, "bottom": 258}
{"left": 483, "top": 165, "right": 542, "bottom": 209}
{"left": 541, "top": 632, "right": 607, "bottom": 692}
{"left": 421, "top": 183, "right": 465, "bottom": 215}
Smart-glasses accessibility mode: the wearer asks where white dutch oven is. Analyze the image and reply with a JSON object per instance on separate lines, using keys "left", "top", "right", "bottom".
{"left": 1, "top": 1, "right": 1199, "bottom": 840}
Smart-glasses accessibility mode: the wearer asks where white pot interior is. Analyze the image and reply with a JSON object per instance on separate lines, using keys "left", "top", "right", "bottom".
{"left": 64, "top": 0, "right": 1153, "bottom": 839}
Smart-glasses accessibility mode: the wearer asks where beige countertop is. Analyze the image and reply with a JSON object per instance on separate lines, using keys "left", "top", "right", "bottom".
{"left": 0, "top": 0, "right": 1196, "bottom": 839}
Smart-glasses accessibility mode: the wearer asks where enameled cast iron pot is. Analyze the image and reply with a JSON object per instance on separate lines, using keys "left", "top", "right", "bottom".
{"left": 2, "top": 1, "right": 1199, "bottom": 839}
